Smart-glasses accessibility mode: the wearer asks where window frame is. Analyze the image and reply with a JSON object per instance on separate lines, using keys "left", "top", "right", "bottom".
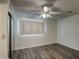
{"left": 17, "top": 18, "right": 47, "bottom": 36}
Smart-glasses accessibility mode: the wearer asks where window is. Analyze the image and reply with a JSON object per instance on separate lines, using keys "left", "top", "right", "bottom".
{"left": 18, "top": 19, "right": 46, "bottom": 36}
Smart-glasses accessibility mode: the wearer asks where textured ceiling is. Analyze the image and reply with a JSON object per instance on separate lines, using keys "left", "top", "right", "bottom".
{"left": 0, "top": 0, "right": 8, "bottom": 3}
{"left": 12, "top": 0, "right": 56, "bottom": 12}
{"left": 11, "top": 0, "right": 79, "bottom": 19}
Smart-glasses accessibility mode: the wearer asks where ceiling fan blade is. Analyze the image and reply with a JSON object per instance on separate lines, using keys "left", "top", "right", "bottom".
{"left": 49, "top": 12, "right": 62, "bottom": 14}
{"left": 30, "top": 12, "right": 41, "bottom": 15}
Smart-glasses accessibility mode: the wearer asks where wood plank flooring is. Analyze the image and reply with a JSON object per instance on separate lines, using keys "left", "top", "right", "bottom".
{"left": 13, "top": 44, "right": 79, "bottom": 59}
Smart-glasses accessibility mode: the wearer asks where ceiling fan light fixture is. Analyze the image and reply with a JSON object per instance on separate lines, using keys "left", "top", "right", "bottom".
{"left": 40, "top": 13, "right": 52, "bottom": 19}
{"left": 40, "top": 13, "right": 47, "bottom": 18}
{"left": 44, "top": 6, "right": 49, "bottom": 12}
{"left": 46, "top": 14, "right": 52, "bottom": 18}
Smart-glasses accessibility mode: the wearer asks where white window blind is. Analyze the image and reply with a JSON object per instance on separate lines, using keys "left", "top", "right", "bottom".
{"left": 19, "top": 20, "right": 45, "bottom": 35}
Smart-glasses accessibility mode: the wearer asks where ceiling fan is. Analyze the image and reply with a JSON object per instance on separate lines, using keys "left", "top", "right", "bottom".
{"left": 39, "top": 5, "right": 62, "bottom": 19}
{"left": 28, "top": 0, "right": 63, "bottom": 19}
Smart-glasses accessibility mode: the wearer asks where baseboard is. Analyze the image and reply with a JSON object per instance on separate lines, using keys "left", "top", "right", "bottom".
{"left": 13, "top": 43, "right": 79, "bottom": 54}
{"left": 57, "top": 43, "right": 79, "bottom": 52}
{"left": 13, "top": 43, "right": 58, "bottom": 51}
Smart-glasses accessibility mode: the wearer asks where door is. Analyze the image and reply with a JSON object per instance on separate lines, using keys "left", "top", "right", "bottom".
{"left": 0, "top": 13, "right": 3, "bottom": 59}
{"left": 0, "top": 4, "right": 9, "bottom": 59}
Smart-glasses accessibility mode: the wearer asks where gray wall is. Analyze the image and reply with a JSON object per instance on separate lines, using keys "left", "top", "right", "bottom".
{"left": 57, "top": 14, "right": 79, "bottom": 50}
{"left": 14, "top": 12, "right": 57, "bottom": 50}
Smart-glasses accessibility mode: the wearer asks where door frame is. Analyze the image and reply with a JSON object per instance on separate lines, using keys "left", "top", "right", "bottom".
{"left": 8, "top": 12, "right": 13, "bottom": 59}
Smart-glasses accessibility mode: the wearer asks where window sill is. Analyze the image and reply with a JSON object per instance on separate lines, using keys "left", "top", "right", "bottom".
{"left": 20, "top": 34, "right": 45, "bottom": 37}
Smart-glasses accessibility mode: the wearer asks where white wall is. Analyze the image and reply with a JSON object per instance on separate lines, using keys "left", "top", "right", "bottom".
{"left": 0, "top": 1, "right": 9, "bottom": 59}
{"left": 14, "top": 16, "right": 57, "bottom": 50}
{"left": 57, "top": 14, "right": 79, "bottom": 51}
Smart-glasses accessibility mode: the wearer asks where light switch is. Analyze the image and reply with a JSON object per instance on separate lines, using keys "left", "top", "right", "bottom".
{"left": 2, "top": 34, "right": 6, "bottom": 39}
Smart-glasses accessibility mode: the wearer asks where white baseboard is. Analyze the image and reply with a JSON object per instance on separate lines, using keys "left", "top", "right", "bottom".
{"left": 14, "top": 43, "right": 57, "bottom": 51}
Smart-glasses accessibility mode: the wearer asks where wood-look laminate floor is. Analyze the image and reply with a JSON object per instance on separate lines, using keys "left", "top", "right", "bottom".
{"left": 13, "top": 44, "right": 79, "bottom": 59}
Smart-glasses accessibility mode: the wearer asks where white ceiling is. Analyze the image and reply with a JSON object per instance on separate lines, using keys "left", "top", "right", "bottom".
{"left": 0, "top": 0, "right": 7, "bottom": 3}
{"left": 54, "top": 0, "right": 79, "bottom": 13}
{"left": 11, "top": 0, "right": 79, "bottom": 19}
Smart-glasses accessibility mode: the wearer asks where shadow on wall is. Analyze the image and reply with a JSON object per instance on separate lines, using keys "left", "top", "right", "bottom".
{"left": 0, "top": 0, "right": 7, "bottom": 3}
